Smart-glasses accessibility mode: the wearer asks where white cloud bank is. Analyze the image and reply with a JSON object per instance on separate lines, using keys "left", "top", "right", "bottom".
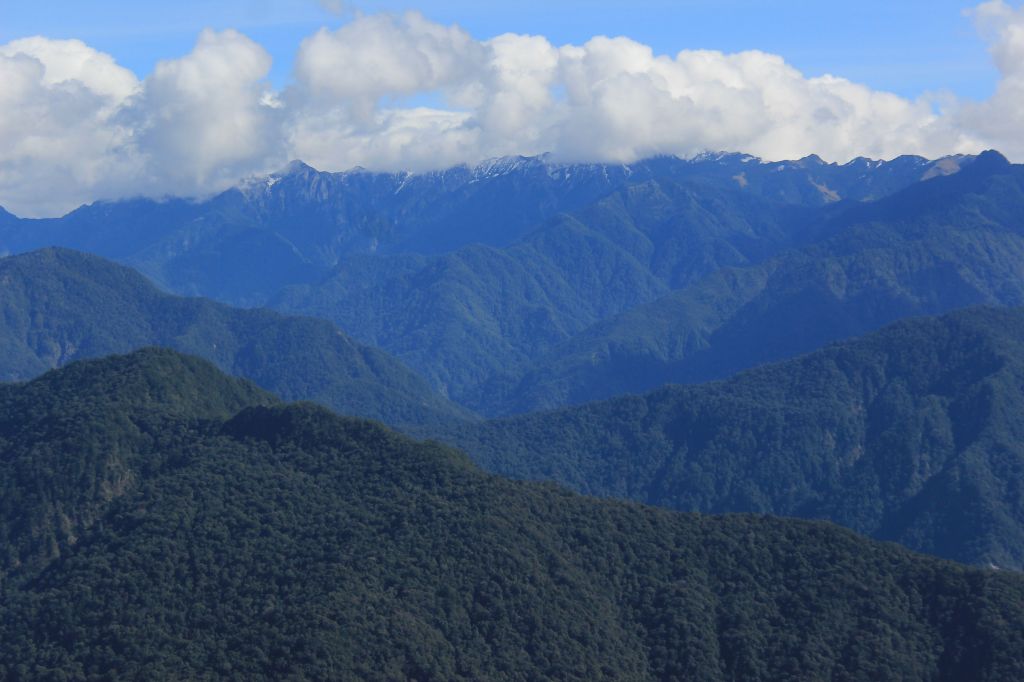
{"left": 1, "top": 2, "right": 1023, "bottom": 216}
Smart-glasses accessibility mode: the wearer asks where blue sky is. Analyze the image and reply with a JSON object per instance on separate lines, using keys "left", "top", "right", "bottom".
{"left": 0, "top": 0, "right": 1000, "bottom": 100}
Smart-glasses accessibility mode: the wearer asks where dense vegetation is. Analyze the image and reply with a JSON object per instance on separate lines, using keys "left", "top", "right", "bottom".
{"left": 491, "top": 152, "right": 1024, "bottom": 413}
{"left": 1, "top": 349, "right": 1023, "bottom": 680}
{"left": 0, "top": 152, "right": 981, "bottom": 413}
{"left": 267, "top": 152, "right": 1024, "bottom": 414}
{"left": 0, "top": 349, "right": 278, "bottom": 579}
{"left": 0, "top": 248, "right": 467, "bottom": 426}
{"left": 425, "top": 306, "right": 1024, "bottom": 569}
{"left": 272, "top": 179, "right": 808, "bottom": 403}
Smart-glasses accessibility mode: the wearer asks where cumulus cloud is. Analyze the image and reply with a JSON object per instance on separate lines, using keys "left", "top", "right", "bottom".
{"left": 0, "top": 3, "right": 1021, "bottom": 216}
{"left": 955, "top": 0, "right": 1024, "bottom": 158}
{"left": 294, "top": 12, "right": 484, "bottom": 117}
{"left": 0, "top": 37, "right": 139, "bottom": 103}
{"left": 0, "top": 39, "right": 139, "bottom": 216}
{"left": 283, "top": 13, "right": 981, "bottom": 171}
{"left": 123, "top": 29, "right": 285, "bottom": 195}
{"left": 0, "top": 30, "right": 283, "bottom": 216}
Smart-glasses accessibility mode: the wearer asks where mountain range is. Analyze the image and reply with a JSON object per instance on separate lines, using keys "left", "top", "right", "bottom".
{"left": 3, "top": 145, "right": 1024, "bottom": 677}
{"left": 0, "top": 151, "right": 1001, "bottom": 414}
{"left": 6, "top": 244, "right": 1023, "bottom": 569}
{"left": 2, "top": 349, "right": 1022, "bottom": 680}
{"left": 488, "top": 150, "right": 1024, "bottom": 413}
{"left": 3, "top": 150, "right": 1023, "bottom": 568}
{"left": 269, "top": 150, "right": 1024, "bottom": 414}
{"left": 0, "top": 151, "right": 975, "bottom": 276}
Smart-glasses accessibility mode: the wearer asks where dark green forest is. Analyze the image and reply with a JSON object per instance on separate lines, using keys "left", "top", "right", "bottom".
{"left": 2, "top": 350, "right": 1024, "bottom": 680}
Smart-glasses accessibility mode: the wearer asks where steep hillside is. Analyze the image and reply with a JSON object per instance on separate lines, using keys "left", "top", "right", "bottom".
{"left": 1, "top": 350, "right": 1022, "bottom": 680}
{"left": 428, "top": 307, "right": 1024, "bottom": 569}
{"left": 273, "top": 178, "right": 805, "bottom": 401}
{"left": 0, "top": 248, "right": 467, "bottom": 426}
{"left": 497, "top": 151, "right": 1024, "bottom": 413}
{"left": 0, "top": 153, "right": 991, "bottom": 413}
{"left": 0, "top": 348, "right": 278, "bottom": 578}
{"left": 0, "top": 152, "right": 970, "bottom": 303}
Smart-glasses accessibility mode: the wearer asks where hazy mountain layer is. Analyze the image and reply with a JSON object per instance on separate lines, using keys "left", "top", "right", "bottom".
{"left": 0, "top": 151, "right": 965, "bottom": 276}
{"left": 272, "top": 178, "right": 807, "bottom": 402}
{"left": 492, "top": 151, "right": 1024, "bottom": 413}
{"left": 0, "top": 248, "right": 467, "bottom": 426}
{"left": 0, "top": 152, "right": 990, "bottom": 415}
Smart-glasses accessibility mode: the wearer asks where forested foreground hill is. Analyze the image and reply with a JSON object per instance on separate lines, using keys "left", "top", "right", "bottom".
{"left": 428, "top": 307, "right": 1024, "bottom": 569}
{"left": 0, "top": 248, "right": 468, "bottom": 426}
{"left": 2, "top": 350, "right": 1024, "bottom": 680}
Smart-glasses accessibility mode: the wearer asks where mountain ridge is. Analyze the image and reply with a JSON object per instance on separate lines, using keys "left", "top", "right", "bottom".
{"left": 0, "top": 150, "right": 982, "bottom": 277}
{"left": 1, "top": 151, "right": 1014, "bottom": 417}
{"left": 0, "top": 247, "right": 469, "bottom": 427}
{"left": 423, "top": 306, "right": 1024, "bottom": 569}
{"left": 488, "top": 150, "right": 1024, "bottom": 413}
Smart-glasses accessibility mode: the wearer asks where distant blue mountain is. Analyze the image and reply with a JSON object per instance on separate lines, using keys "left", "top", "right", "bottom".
{"left": 0, "top": 248, "right": 468, "bottom": 426}
{"left": 0, "top": 151, "right": 1004, "bottom": 414}
{"left": 493, "top": 151, "right": 1024, "bottom": 413}
{"left": 0, "top": 152, "right": 975, "bottom": 301}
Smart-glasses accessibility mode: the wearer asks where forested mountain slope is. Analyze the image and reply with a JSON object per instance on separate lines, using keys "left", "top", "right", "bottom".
{"left": 0, "top": 248, "right": 467, "bottom": 426}
{"left": 1, "top": 349, "right": 1022, "bottom": 680}
{"left": 494, "top": 151, "right": 1024, "bottom": 413}
{"left": 272, "top": 179, "right": 807, "bottom": 402}
{"left": 428, "top": 307, "right": 1024, "bottom": 569}
{"left": 0, "top": 153, "right": 993, "bottom": 415}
